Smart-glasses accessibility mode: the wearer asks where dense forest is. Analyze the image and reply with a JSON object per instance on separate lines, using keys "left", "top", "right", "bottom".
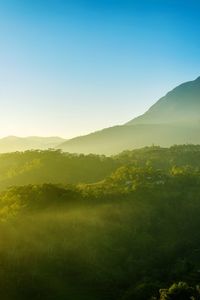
{"left": 1, "top": 145, "right": 200, "bottom": 299}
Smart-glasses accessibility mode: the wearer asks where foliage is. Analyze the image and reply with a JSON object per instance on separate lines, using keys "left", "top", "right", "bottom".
{"left": 159, "top": 282, "right": 200, "bottom": 300}
{"left": 0, "top": 145, "right": 200, "bottom": 299}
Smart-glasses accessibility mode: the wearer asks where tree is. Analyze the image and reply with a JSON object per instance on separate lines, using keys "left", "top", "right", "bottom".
{"left": 159, "top": 282, "right": 200, "bottom": 300}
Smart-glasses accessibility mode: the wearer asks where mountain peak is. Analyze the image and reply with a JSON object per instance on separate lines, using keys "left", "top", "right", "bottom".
{"left": 126, "top": 76, "right": 200, "bottom": 126}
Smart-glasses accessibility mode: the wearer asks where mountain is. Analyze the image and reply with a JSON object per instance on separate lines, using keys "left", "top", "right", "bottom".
{"left": 0, "top": 136, "right": 66, "bottom": 153}
{"left": 59, "top": 76, "right": 200, "bottom": 155}
{"left": 127, "top": 76, "right": 200, "bottom": 125}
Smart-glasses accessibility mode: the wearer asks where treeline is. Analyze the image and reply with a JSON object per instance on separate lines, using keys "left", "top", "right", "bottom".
{"left": 0, "top": 149, "right": 118, "bottom": 190}
{"left": 1, "top": 145, "right": 200, "bottom": 190}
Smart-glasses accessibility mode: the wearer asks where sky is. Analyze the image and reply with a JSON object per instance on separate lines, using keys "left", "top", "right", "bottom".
{"left": 0, "top": 0, "right": 200, "bottom": 138}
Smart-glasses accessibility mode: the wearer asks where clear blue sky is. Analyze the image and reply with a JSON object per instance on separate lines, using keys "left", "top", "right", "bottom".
{"left": 0, "top": 0, "right": 200, "bottom": 138}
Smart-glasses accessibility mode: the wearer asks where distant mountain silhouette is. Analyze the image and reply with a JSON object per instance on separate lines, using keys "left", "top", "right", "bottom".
{"left": 0, "top": 136, "right": 66, "bottom": 153}
{"left": 59, "top": 76, "right": 200, "bottom": 154}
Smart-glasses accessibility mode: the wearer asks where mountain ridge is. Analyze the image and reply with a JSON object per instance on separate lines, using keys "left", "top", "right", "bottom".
{"left": 126, "top": 76, "right": 200, "bottom": 126}
{"left": 2, "top": 76, "right": 200, "bottom": 154}
{"left": 59, "top": 76, "right": 200, "bottom": 154}
{"left": 0, "top": 136, "right": 66, "bottom": 153}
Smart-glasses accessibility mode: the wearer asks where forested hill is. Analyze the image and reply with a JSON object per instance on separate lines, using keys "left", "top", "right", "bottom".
{"left": 1, "top": 145, "right": 200, "bottom": 190}
{"left": 0, "top": 149, "right": 118, "bottom": 190}
{"left": 1, "top": 145, "right": 200, "bottom": 299}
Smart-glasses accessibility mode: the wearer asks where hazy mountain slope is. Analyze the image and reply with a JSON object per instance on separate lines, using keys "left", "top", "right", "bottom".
{"left": 59, "top": 76, "right": 200, "bottom": 155}
{"left": 126, "top": 76, "right": 200, "bottom": 125}
{"left": 58, "top": 124, "right": 200, "bottom": 155}
{"left": 0, "top": 136, "right": 66, "bottom": 153}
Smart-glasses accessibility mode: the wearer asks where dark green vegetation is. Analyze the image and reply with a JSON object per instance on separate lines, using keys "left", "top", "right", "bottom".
{"left": 0, "top": 150, "right": 117, "bottom": 190}
{"left": 159, "top": 282, "right": 200, "bottom": 300}
{"left": 1, "top": 145, "right": 200, "bottom": 299}
{"left": 59, "top": 76, "right": 200, "bottom": 154}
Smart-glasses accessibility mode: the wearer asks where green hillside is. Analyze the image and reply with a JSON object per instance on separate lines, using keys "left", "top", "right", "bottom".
{"left": 0, "top": 149, "right": 118, "bottom": 190}
{"left": 1, "top": 145, "right": 200, "bottom": 190}
{"left": 1, "top": 145, "right": 200, "bottom": 299}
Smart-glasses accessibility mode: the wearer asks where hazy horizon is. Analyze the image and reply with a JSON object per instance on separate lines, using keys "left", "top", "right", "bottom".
{"left": 1, "top": 0, "right": 200, "bottom": 138}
